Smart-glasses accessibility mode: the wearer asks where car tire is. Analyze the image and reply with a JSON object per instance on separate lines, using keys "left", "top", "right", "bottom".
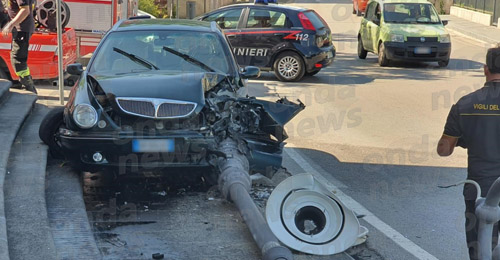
{"left": 274, "top": 51, "right": 305, "bottom": 82}
{"left": 305, "top": 69, "right": 321, "bottom": 77}
{"left": 39, "top": 106, "right": 65, "bottom": 159}
{"left": 438, "top": 59, "right": 449, "bottom": 68}
{"left": 378, "top": 42, "right": 389, "bottom": 67}
{"left": 358, "top": 37, "right": 367, "bottom": 59}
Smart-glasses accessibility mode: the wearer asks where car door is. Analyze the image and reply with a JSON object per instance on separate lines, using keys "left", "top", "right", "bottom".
{"left": 361, "top": 2, "right": 375, "bottom": 51}
{"left": 201, "top": 7, "right": 247, "bottom": 64}
{"left": 236, "top": 7, "right": 291, "bottom": 68}
{"left": 366, "top": 3, "right": 382, "bottom": 52}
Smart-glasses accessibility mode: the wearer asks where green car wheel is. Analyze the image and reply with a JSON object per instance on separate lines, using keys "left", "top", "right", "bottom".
{"left": 358, "top": 37, "right": 367, "bottom": 59}
{"left": 378, "top": 42, "right": 389, "bottom": 67}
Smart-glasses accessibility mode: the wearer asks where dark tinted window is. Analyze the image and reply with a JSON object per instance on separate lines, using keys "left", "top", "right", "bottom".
{"left": 365, "top": 2, "right": 376, "bottom": 20}
{"left": 246, "top": 9, "right": 288, "bottom": 28}
{"left": 204, "top": 8, "right": 243, "bottom": 29}
{"left": 303, "top": 10, "right": 327, "bottom": 29}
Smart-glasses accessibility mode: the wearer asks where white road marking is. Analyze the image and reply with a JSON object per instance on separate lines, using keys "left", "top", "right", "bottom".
{"left": 284, "top": 147, "right": 439, "bottom": 260}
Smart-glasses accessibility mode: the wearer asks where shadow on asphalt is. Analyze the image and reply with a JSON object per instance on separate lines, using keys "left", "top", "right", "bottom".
{"left": 287, "top": 147, "right": 468, "bottom": 260}
{"left": 249, "top": 52, "right": 484, "bottom": 90}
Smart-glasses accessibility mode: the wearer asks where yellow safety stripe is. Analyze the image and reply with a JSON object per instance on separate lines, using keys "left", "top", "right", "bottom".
{"left": 460, "top": 113, "right": 500, "bottom": 116}
{"left": 15, "top": 68, "right": 30, "bottom": 77}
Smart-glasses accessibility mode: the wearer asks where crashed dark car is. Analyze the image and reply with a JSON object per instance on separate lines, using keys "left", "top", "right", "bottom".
{"left": 39, "top": 18, "right": 304, "bottom": 176}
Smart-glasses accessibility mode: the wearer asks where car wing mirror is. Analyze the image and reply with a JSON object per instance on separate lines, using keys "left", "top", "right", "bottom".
{"left": 67, "top": 63, "right": 83, "bottom": 76}
{"left": 241, "top": 66, "right": 260, "bottom": 79}
{"left": 442, "top": 20, "right": 448, "bottom": 26}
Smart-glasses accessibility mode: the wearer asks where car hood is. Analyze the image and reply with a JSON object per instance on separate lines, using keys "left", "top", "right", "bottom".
{"left": 90, "top": 72, "right": 232, "bottom": 114}
{"left": 383, "top": 23, "right": 446, "bottom": 37}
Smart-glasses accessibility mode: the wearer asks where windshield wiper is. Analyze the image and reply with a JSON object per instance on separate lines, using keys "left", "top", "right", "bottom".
{"left": 113, "top": 47, "right": 159, "bottom": 70}
{"left": 162, "top": 46, "right": 215, "bottom": 73}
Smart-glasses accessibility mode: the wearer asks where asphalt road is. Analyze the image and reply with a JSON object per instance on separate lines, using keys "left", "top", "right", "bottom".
{"left": 246, "top": 1, "right": 491, "bottom": 259}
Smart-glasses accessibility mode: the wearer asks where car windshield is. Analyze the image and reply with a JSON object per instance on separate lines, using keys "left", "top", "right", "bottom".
{"left": 383, "top": 3, "right": 441, "bottom": 24}
{"left": 89, "top": 30, "right": 232, "bottom": 75}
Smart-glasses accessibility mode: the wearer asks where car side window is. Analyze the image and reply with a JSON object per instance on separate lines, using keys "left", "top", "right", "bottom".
{"left": 365, "top": 2, "right": 375, "bottom": 20}
{"left": 246, "top": 9, "right": 288, "bottom": 28}
{"left": 204, "top": 8, "right": 243, "bottom": 29}
{"left": 374, "top": 4, "right": 381, "bottom": 22}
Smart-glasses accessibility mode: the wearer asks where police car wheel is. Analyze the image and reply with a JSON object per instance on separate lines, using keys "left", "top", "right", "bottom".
{"left": 358, "top": 37, "right": 367, "bottom": 59}
{"left": 274, "top": 52, "right": 305, "bottom": 82}
{"left": 378, "top": 42, "right": 389, "bottom": 67}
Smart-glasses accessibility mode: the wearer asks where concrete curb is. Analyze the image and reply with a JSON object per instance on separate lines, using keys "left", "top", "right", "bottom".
{"left": 46, "top": 159, "right": 102, "bottom": 260}
{"left": 4, "top": 103, "right": 57, "bottom": 260}
{"left": 0, "top": 88, "right": 37, "bottom": 260}
{"left": 0, "top": 81, "right": 10, "bottom": 106}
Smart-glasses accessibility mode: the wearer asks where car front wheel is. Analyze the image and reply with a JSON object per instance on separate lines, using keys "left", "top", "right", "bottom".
{"left": 358, "top": 37, "right": 367, "bottom": 59}
{"left": 39, "top": 106, "right": 65, "bottom": 159}
{"left": 378, "top": 42, "right": 389, "bottom": 66}
{"left": 274, "top": 51, "right": 305, "bottom": 82}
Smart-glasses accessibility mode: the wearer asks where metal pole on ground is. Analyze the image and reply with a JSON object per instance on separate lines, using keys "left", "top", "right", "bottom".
{"left": 56, "top": 0, "right": 64, "bottom": 105}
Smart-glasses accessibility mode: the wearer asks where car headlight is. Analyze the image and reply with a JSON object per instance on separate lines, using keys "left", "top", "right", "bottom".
{"left": 440, "top": 34, "right": 451, "bottom": 43}
{"left": 391, "top": 34, "right": 404, "bottom": 43}
{"left": 73, "top": 104, "right": 98, "bottom": 129}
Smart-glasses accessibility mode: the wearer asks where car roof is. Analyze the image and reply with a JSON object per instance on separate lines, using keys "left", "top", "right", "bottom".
{"left": 213, "top": 3, "right": 307, "bottom": 12}
{"left": 112, "top": 19, "right": 217, "bottom": 32}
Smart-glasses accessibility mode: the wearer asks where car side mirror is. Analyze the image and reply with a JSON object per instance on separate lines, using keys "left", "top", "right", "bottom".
{"left": 241, "top": 66, "right": 260, "bottom": 79}
{"left": 67, "top": 63, "right": 83, "bottom": 76}
{"left": 442, "top": 20, "right": 448, "bottom": 26}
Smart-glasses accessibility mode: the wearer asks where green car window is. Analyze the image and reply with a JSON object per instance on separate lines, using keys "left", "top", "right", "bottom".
{"left": 383, "top": 3, "right": 440, "bottom": 24}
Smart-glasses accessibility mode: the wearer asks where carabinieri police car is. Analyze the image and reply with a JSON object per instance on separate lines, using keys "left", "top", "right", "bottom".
{"left": 197, "top": 0, "right": 336, "bottom": 82}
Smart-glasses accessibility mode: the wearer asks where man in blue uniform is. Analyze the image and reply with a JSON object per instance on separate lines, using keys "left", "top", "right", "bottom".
{"left": 438, "top": 46, "right": 500, "bottom": 259}
{"left": 1, "top": 0, "right": 37, "bottom": 93}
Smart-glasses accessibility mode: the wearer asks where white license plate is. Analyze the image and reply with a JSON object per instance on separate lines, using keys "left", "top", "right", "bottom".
{"left": 414, "top": 47, "right": 431, "bottom": 54}
{"left": 327, "top": 51, "right": 333, "bottom": 58}
{"left": 132, "top": 139, "right": 174, "bottom": 152}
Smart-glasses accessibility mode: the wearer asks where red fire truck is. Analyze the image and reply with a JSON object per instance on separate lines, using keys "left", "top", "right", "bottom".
{"left": 0, "top": 0, "right": 137, "bottom": 82}
{"left": 0, "top": 27, "right": 77, "bottom": 81}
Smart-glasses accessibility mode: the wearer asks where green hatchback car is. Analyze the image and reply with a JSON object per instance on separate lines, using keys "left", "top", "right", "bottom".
{"left": 357, "top": 0, "right": 451, "bottom": 67}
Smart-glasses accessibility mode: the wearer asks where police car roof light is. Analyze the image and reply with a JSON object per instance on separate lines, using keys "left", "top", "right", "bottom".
{"left": 254, "top": 0, "right": 277, "bottom": 5}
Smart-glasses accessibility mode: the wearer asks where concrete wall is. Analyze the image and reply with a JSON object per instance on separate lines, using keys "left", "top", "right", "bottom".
{"left": 450, "top": 6, "right": 492, "bottom": 26}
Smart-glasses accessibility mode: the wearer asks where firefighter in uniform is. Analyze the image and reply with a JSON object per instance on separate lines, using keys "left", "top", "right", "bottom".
{"left": 438, "top": 46, "right": 500, "bottom": 259}
{"left": 1, "top": 0, "right": 37, "bottom": 93}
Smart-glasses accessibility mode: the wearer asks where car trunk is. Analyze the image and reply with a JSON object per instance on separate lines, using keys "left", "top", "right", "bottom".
{"left": 304, "top": 10, "right": 332, "bottom": 48}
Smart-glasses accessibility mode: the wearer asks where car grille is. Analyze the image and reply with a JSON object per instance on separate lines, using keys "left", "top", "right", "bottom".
{"left": 157, "top": 103, "right": 196, "bottom": 118}
{"left": 117, "top": 99, "right": 155, "bottom": 117}
{"left": 406, "top": 37, "right": 438, "bottom": 43}
{"left": 116, "top": 98, "right": 197, "bottom": 119}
